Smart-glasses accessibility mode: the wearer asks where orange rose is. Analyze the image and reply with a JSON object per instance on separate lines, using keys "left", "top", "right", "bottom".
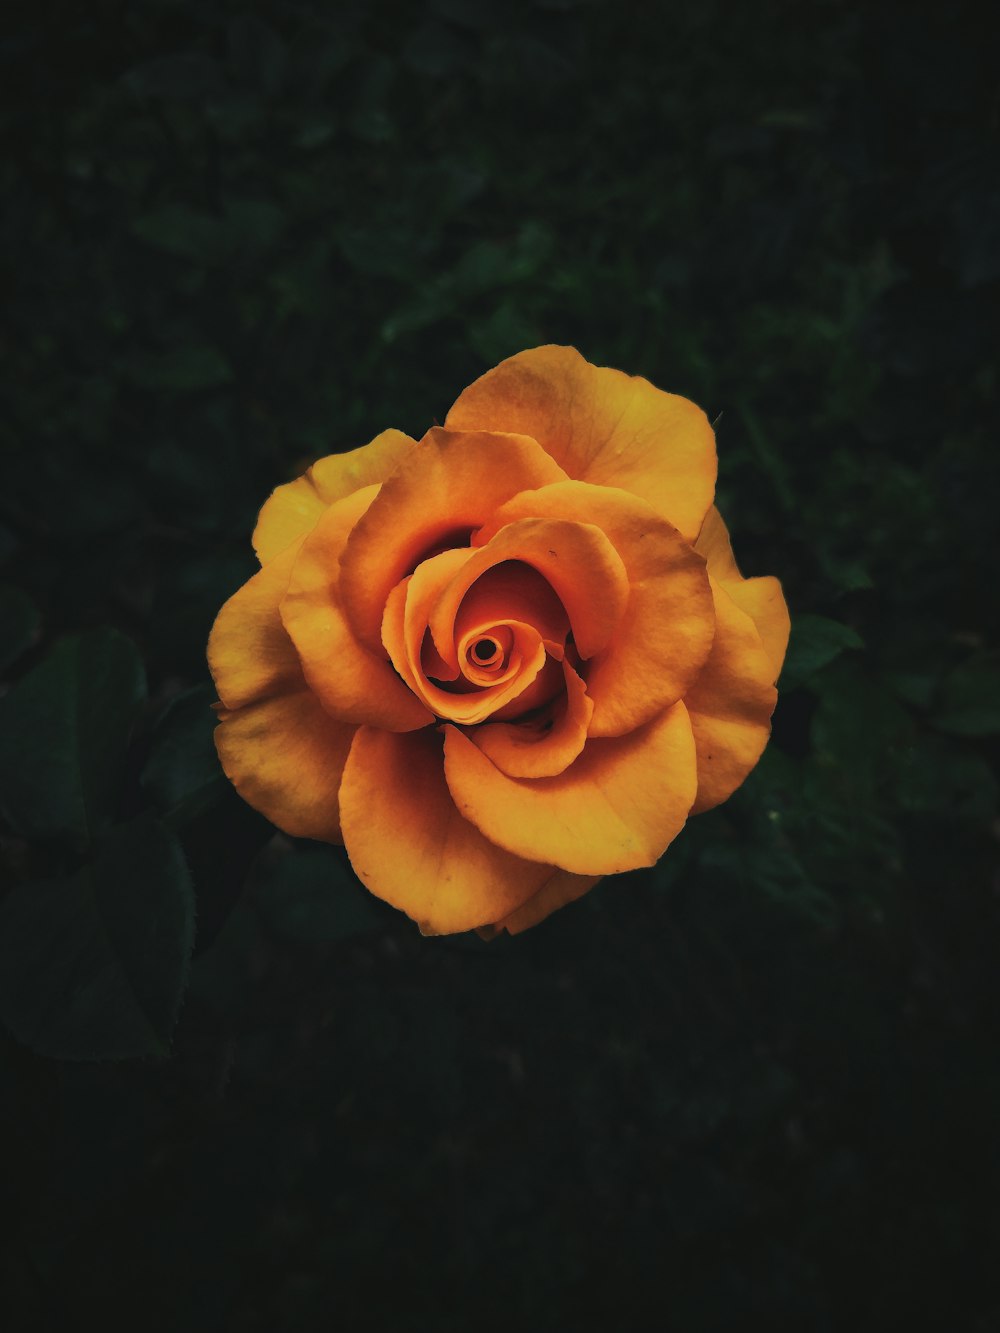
{"left": 208, "top": 347, "right": 789, "bottom": 935}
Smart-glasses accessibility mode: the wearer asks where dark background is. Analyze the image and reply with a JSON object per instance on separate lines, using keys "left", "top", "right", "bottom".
{"left": 1, "top": 0, "right": 998, "bottom": 1329}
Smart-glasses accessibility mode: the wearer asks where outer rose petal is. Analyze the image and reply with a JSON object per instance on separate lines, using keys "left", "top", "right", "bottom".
{"left": 477, "top": 481, "right": 715, "bottom": 736}
{"left": 445, "top": 345, "right": 717, "bottom": 543}
{"left": 443, "top": 700, "right": 698, "bottom": 876}
{"left": 339, "top": 427, "right": 568, "bottom": 650}
{"left": 685, "top": 579, "right": 778, "bottom": 814}
{"left": 695, "top": 506, "right": 790, "bottom": 681}
{"left": 215, "top": 691, "right": 355, "bottom": 843}
{"left": 208, "top": 539, "right": 305, "bottom": 710}
{"left": 281, "top": 485, "right": 434, "bottom": 732}
{"left": 339, "top": 727, "right": 553, "bottom": 934}
{"left": 253, "top": 429, "right": 415, "bottom": 563}
{"left": 498, "top": 871, "right": 603, "bottom": 935}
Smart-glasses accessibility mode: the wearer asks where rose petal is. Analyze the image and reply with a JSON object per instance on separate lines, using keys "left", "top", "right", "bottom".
{"left": 381, "top": 552, "right": 548, "bottom": 725}
{"left": 281, "top": 485, "right": 433, "bottom": 731}
{"left": 446, "top": 561, "right": 569, "bottom": 673}
{"left": 253, "top": 428, "right": 415, "bottom": 563}
{"left": 429, "top": 517, "right": 629, "bottom": 665}
{"left": 498, "top": 870, "right": 603, "bottom": 935}
{"left": 684, "top": 579, "right": 778, "bottom": 814}
{"left": 477, "top": 480, "right": 715, "bottom": 736}
{"left": 339, "top": 427, "right": 568, "bottom": 650}
{"left": 339, "top": 726, "right": 553, "bottom": 934}
{"left": 695, "top": 506, "right": 790, "bottom": 681}
{"left": 208, "top": 538, "right": 306, "bottom": 710}
{"left": 445, "top": 345, "right": 717, "bottom": 543}
{"left": 443, "top": 700, "right": 697, "bottom": 875}
{"left": 489, "top": 654, "right": 565, "bottom": 720}
{"left": 215, "top": 691, "right": 355, "bottom": 843}
{"left": 469, "top": 658, "right": 593, "bottom": 779}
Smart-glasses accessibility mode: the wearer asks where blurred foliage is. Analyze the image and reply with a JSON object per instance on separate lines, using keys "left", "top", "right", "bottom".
{"left": 0, "top": 0, "right": 997, "bottom": 1329}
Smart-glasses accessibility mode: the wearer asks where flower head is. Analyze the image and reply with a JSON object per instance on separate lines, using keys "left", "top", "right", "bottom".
{"left": 208, "top": 347, "right": 789, "bottom": 934}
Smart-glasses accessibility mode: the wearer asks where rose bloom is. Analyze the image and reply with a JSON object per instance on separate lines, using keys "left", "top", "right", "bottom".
{"left": 208, "top": 347, "right": 789, "bottom": 936}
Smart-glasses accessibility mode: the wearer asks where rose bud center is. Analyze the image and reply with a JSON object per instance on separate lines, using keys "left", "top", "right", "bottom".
{"left": 469, "top": 636, "right": 502, "bottom": 669}
{"left": 463, "top": 625, "right": 515, "bottom": 681}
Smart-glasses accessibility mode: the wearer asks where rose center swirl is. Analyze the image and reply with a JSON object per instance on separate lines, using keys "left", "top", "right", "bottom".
{"left": 461, "top": 624, "right": 514, "bottom": 681}
{"left": 469, "top": 636, "right": 502, "bottom": 668}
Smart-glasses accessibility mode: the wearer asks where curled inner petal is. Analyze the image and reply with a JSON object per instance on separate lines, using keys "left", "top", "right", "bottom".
{"left": 340, "top": 427, "right": 568, "bottom": 650}
{"left": 476, "top": 480, "right": 715, "bottom": 736}
{"left": 462, "top": 627, "right": 513, "bottom": 682}
{"left": 469, "top": 657, "right": 594, "bottom": 779}
{"left": 381, "top": 549, "right": 548, "bottom": 725}
{"left": 429, "top": 517, "right": 629, "bottom": 666}
{"left": 441, "top": 561, "right": 569, "bottom": 674}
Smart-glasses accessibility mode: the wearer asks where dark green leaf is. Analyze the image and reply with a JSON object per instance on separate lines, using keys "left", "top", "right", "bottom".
{"left": 148, "top": 553, "right": 256, "bottom": 676}
{"left": 123, "top": 53, "right": 225, "bottom": 102}
{"left": 0, "top": 522, "right": 17, "bottom": 565}
{"left": 896, "top": 733, "right": 999, "bottom": 824}
{"left": 933, "top": 652, "right": 1000, "bottom": 736}
{"left": 0, "top": 817, "right": 194, "bottom": 1060}
{"left": 254, "top": 844, "right": 382, "bottom": 946}
{"left": 141, "top": 684, "right": 226, "bottom": 827}
{"left": 126, "top": 344, "right": 233, "bottom": 392}
{"left": 810, "top": 658, "right": 913, "bottom": 803}
{"left": 0, "top": 585, "right": 40, "bottom": 673}
{"left": 132, "top": 200, "right": 284, "bottom": 266}
{"left": 227, "top": 15, "right": 286, "bottom": 95}
{"left": 738, "top": 403, "right": 796, "bottom": 513}
{"left": 0, "top": 629, "right": 146, "bottom": 843}
{"left": 780, "top": 614, "right": 864, "bottom": 690}
{"left": 131, "top": 205, "right": 223, "bottom": 262}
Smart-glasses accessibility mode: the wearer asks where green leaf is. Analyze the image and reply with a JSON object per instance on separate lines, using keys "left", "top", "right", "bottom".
{"left": 126, "top": 344, "right": 233, "bottom": 391}
{"left": 0, "top": 522, "right": 17, "bottom": 564}
{"left": 227, "top": 15, "right": 286, "bottom": 96}
{"left": 132, "top": 200, "right": 283, "bottom": 266}
{"left": 123, "top": 53, "right": 225, "bottom": 102}
{"left": 780, "top": 613, "right": 864, "bottom": 690}
{"left": 738, "top": 402, "right": 795, "bottom": 513}
{"left": 0, "top": 584, "right": 40, "bottom": 673}
{"left": 141, "top": 684, "right": 226, "bottom": 828}
{"left": 254, "top": 844, "right": 382, "bottom": 946}
{"left": 896, "top": 733, "right": 999, "bottom": 824}
{"left": 0, "top": 629, "right": 146, "bottom": 843}
{"left": 810, "top": 657, "right": 913, "bottom": 804}
{"left": 933, "top": 652, "right": 1000, "bottom": 736}
{"left": 131, "top": 204, "right": 222, "bottom": 261}
{"left": 0, "top": 817, "right": 195, "bottom": 1060}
